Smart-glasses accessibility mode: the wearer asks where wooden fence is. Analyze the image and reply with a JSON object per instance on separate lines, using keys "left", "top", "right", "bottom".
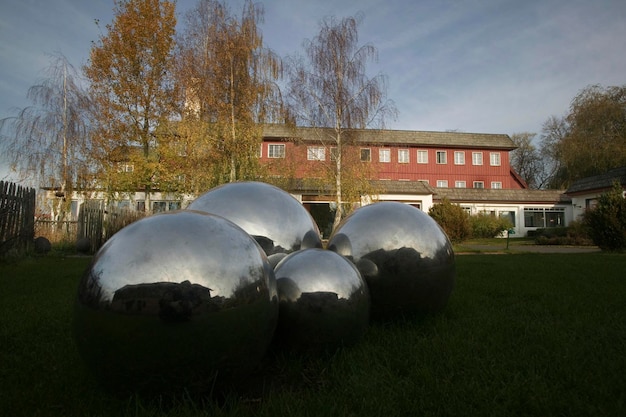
{"left": 77, "top": 200, "right": 105, "bottom": 253}
{"left": 0, "top": 180, "right": 36, "bottom": 254}
{"left": 35, "top": 220, "right": 78, "bottom": 244}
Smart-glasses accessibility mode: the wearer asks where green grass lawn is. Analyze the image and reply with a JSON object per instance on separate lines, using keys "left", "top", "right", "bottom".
{"left": 1, "top": 253, "right": 625, "bottom": 416}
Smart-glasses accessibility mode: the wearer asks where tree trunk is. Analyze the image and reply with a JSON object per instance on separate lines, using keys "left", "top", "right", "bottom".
{"left": 332, "top": 132, "right": 343, "bottom": 231}
{"left": 229, "top": 55, "right": 237, "bottom": 182}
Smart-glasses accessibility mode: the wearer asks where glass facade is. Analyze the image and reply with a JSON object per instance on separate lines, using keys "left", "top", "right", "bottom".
{"left": 524, "top": 207, "right": 565, "bottom": 228}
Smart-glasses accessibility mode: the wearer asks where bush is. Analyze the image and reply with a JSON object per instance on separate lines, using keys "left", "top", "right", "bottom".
{"left": 583, "top": 182, "right": 626, "bottom": 252}
{"left": 470, "top": 213, "right": 513, "bottom": 239}
{"left": 533, "top": 221, "right": 594, "bottom": 246}
{"left": 104, "top": 208, "right": 146, "bottom": 241}
{"left": 428, "top": 198, "right": 471, "bottom": 242}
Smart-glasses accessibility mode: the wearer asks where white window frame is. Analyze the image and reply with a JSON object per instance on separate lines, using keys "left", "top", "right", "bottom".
{"left": 490, "top": 152, "right": 501, "bottom": 166}
{"left": 307, "top": 146, "right": 326, "bottom": 161}
{"left": 436, "top": 150, "right": 447, "bottom": 164}
{"left": 472, "top": 152, "right": 483, "bottom": 166}
{"left": 268, "top": 144, "right": 285, "bottom": 158}
{"left": 455, "top": 180, "right": 466, "bottom": 188}
{"left": 117, "top": 163, "right": 134, "bottom": 173}
{"left": 454, "top": 151, "right": 465, "bottom": 165}
{"left": 417, "top": 150, "right": 428, "bottom": 164}
{"left": 398, "top": 149, "right": 410, "bottom": 164}
{"left": 330, "top": 146, "right": 338, "bottom": 161}
{"left": 473, "top": 181, "right": 484, "bottom": 189}
{"left": 379, "top": 148, "right": 391, "bottom": 163}
{"left": 436, "top": 180, "right": 448, "bottom": 188}
{"left": 491, "top": 181, "right": 502, "bottom": 189}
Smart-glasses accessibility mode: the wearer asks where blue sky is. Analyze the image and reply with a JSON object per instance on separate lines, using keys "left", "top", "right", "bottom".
{"left": 1, "top": 0, "right": 625, "bottom": 181}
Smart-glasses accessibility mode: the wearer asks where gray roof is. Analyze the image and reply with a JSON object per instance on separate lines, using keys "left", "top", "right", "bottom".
{"left": 262, "top": 125, "right": 517, "bottom": 150}
{"left": 565, "top": 166, "right": 626, "bottom": 195}
{"left": 434, "top": 188, "right": 571, "bottom": 204}
{"left": 284, "top": 179, "right": 436, "bottom": 195}
{"left": 373, "top": 180, "right": 436, "bottom": 195}
{"left": 287, "top": 178, "right": 569, "bottom": 204}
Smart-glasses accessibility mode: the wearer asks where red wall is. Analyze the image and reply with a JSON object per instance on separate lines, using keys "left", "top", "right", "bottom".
{"left": 260, "top": 141, "right": 523, "bottom": 190}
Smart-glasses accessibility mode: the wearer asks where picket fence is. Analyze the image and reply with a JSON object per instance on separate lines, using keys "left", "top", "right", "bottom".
{"left": 0, "top": 180, "right": 36, "bottom": 254}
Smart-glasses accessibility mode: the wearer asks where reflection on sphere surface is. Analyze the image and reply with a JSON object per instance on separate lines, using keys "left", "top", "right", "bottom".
{"left": 73, "top": 210, "right": 278, "bottom": 394}
{"left": 273, "top": 248, "right": 370, "bottom": 353}
{"left": 188, "top": 181, "right": 322, "bottom": 255}
{"left": 328, "top": 202, "right": 455, "bottom": 319}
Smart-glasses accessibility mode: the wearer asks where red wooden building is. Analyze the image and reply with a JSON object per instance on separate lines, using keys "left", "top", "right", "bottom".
{"left": 259, "top": 124, "right": 526, "bottom": 191}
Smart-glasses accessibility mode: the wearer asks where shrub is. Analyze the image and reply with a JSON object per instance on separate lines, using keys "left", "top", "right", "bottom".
{"left": 428, "top": 198, "right": 471, "bottom": 242}
{"left": 470, "top": 213, "right": 513, "bottom": 238}
{"left": 583, "top": 182, "right": 626, "bottom": 252}
{"left": 533, "top": 221, "right": 594, "bottom": 246}
{"left": 104, "top": 208, "right": 146, "bottom": 241}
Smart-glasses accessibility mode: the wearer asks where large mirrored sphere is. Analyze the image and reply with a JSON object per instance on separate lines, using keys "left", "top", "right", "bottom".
{"left": 328, "top": 202, "right": 455, "bottom": 320}
{"left": 74, "top": 210, "right": 278, "bottom": 394}
{"left": 188, "top": 181, "right": 322, "bottom": 255}
{"left": 273, "top": 248, "right": 370, "bottom": 353}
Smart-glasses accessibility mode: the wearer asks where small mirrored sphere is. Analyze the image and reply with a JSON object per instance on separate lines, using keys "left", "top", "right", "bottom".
{"left": 273, "top": 248, "right": 370, "bottom": 353}
{"left": 73, "top": 210, "right": 278, "bottom": 394}
{"left": 328, "top": 202, "right": 455, "bottom": 320}
{"left": 188, "top": 181, "right": 322, "bottom": 255}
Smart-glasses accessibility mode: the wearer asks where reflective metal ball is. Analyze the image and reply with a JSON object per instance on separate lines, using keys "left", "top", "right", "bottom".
{"left": 188, "top": 181, "right": 322, "bottom": 255}
{"left": 73, "top": 210, "right": 278, "bottom": 393}
{"left": 328, "top": 202, "right": 455, "bottom": 319}
{"left": 273, "top": 248, "right": 370, "bottom": 353}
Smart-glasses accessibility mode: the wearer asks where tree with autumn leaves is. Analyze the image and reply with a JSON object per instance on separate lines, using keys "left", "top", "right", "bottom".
{"left": 84, "top": 0, "right": 177, "bottom": 209}
{"left": 172, "top": 0, "right": 282, "bottom": 191}
{"left": 84, "top": 0, "right": 282, "bottom": 205}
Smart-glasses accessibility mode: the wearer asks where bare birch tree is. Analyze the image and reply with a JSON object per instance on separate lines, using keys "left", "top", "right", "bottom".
{"left": 0, "top": 52, "right": 91, "bottom": 220}
{"left": 539, "top": 115, "right": 568, "bottom": 189}
{"left": 285, "top": 14, "right": 396, "bottom": 230}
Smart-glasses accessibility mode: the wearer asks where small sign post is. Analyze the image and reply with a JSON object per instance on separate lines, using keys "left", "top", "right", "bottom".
{"left": 506, "top": 228, "right": 515, "bottom": 249}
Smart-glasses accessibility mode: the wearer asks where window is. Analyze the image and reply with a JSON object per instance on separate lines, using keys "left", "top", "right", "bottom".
{"left": 152, "top": 201, "right": 167, "bottom": 213}
{"left": 379, "top": 148, "right": 391, "bottom": 163}
{"left": 436, "top": 180, "right": 448, "bottom": 188}
{"left": 490, "top": 152, "right": 501, "bottom": 166}
{"left": 257, "top": 144, "right": 262, "bottom": 158}
{"left": 586, "top": 198, "right": 598, "bottom": 209}
{"left": 524, "top": 207, "right": 565, "bottom": 228}
{"left": 491, "top": 181, "right": 502, "bottom": 189}
{"left": 307, "top": 146, "right": 326, "bottom": 161}
{"left": 268, "top": 144, "right": 285, "bottom": 158}
{"left": 169, "top": 201, "right": 181, "bottom": 211}
{"left": 360, "top": 148, "right": 371, "bottom": 162}
{"left": 398, "top": 149, "right": 409, "bottom": 163}
{"left": 436, "top": 151, "right": 447, "bottom": 164}
{"left": 472, "top": 152, "right": 483, "bottom": 165}
{"left": 330, "top": 147, "right": 338, "bottom": 161}
{"left": 417, "top": 150, "right": 428, "bottom": 164}
{"left": 473, "top": 181, "right": 484, "bottom": 189}
{"left": 455, "top": 180, "right": 466, "bottom": 188}
{"left": 116, "top": 200, "right": 131, "bottom": 210}
{"left": 499, "top": 211, "right": 516, "bottom": 227}
{"left": 454, "top": 151, "right": 465, "bottom": 165}
{"left": 117, "top": 162, "right": 134, "bottom": 173}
